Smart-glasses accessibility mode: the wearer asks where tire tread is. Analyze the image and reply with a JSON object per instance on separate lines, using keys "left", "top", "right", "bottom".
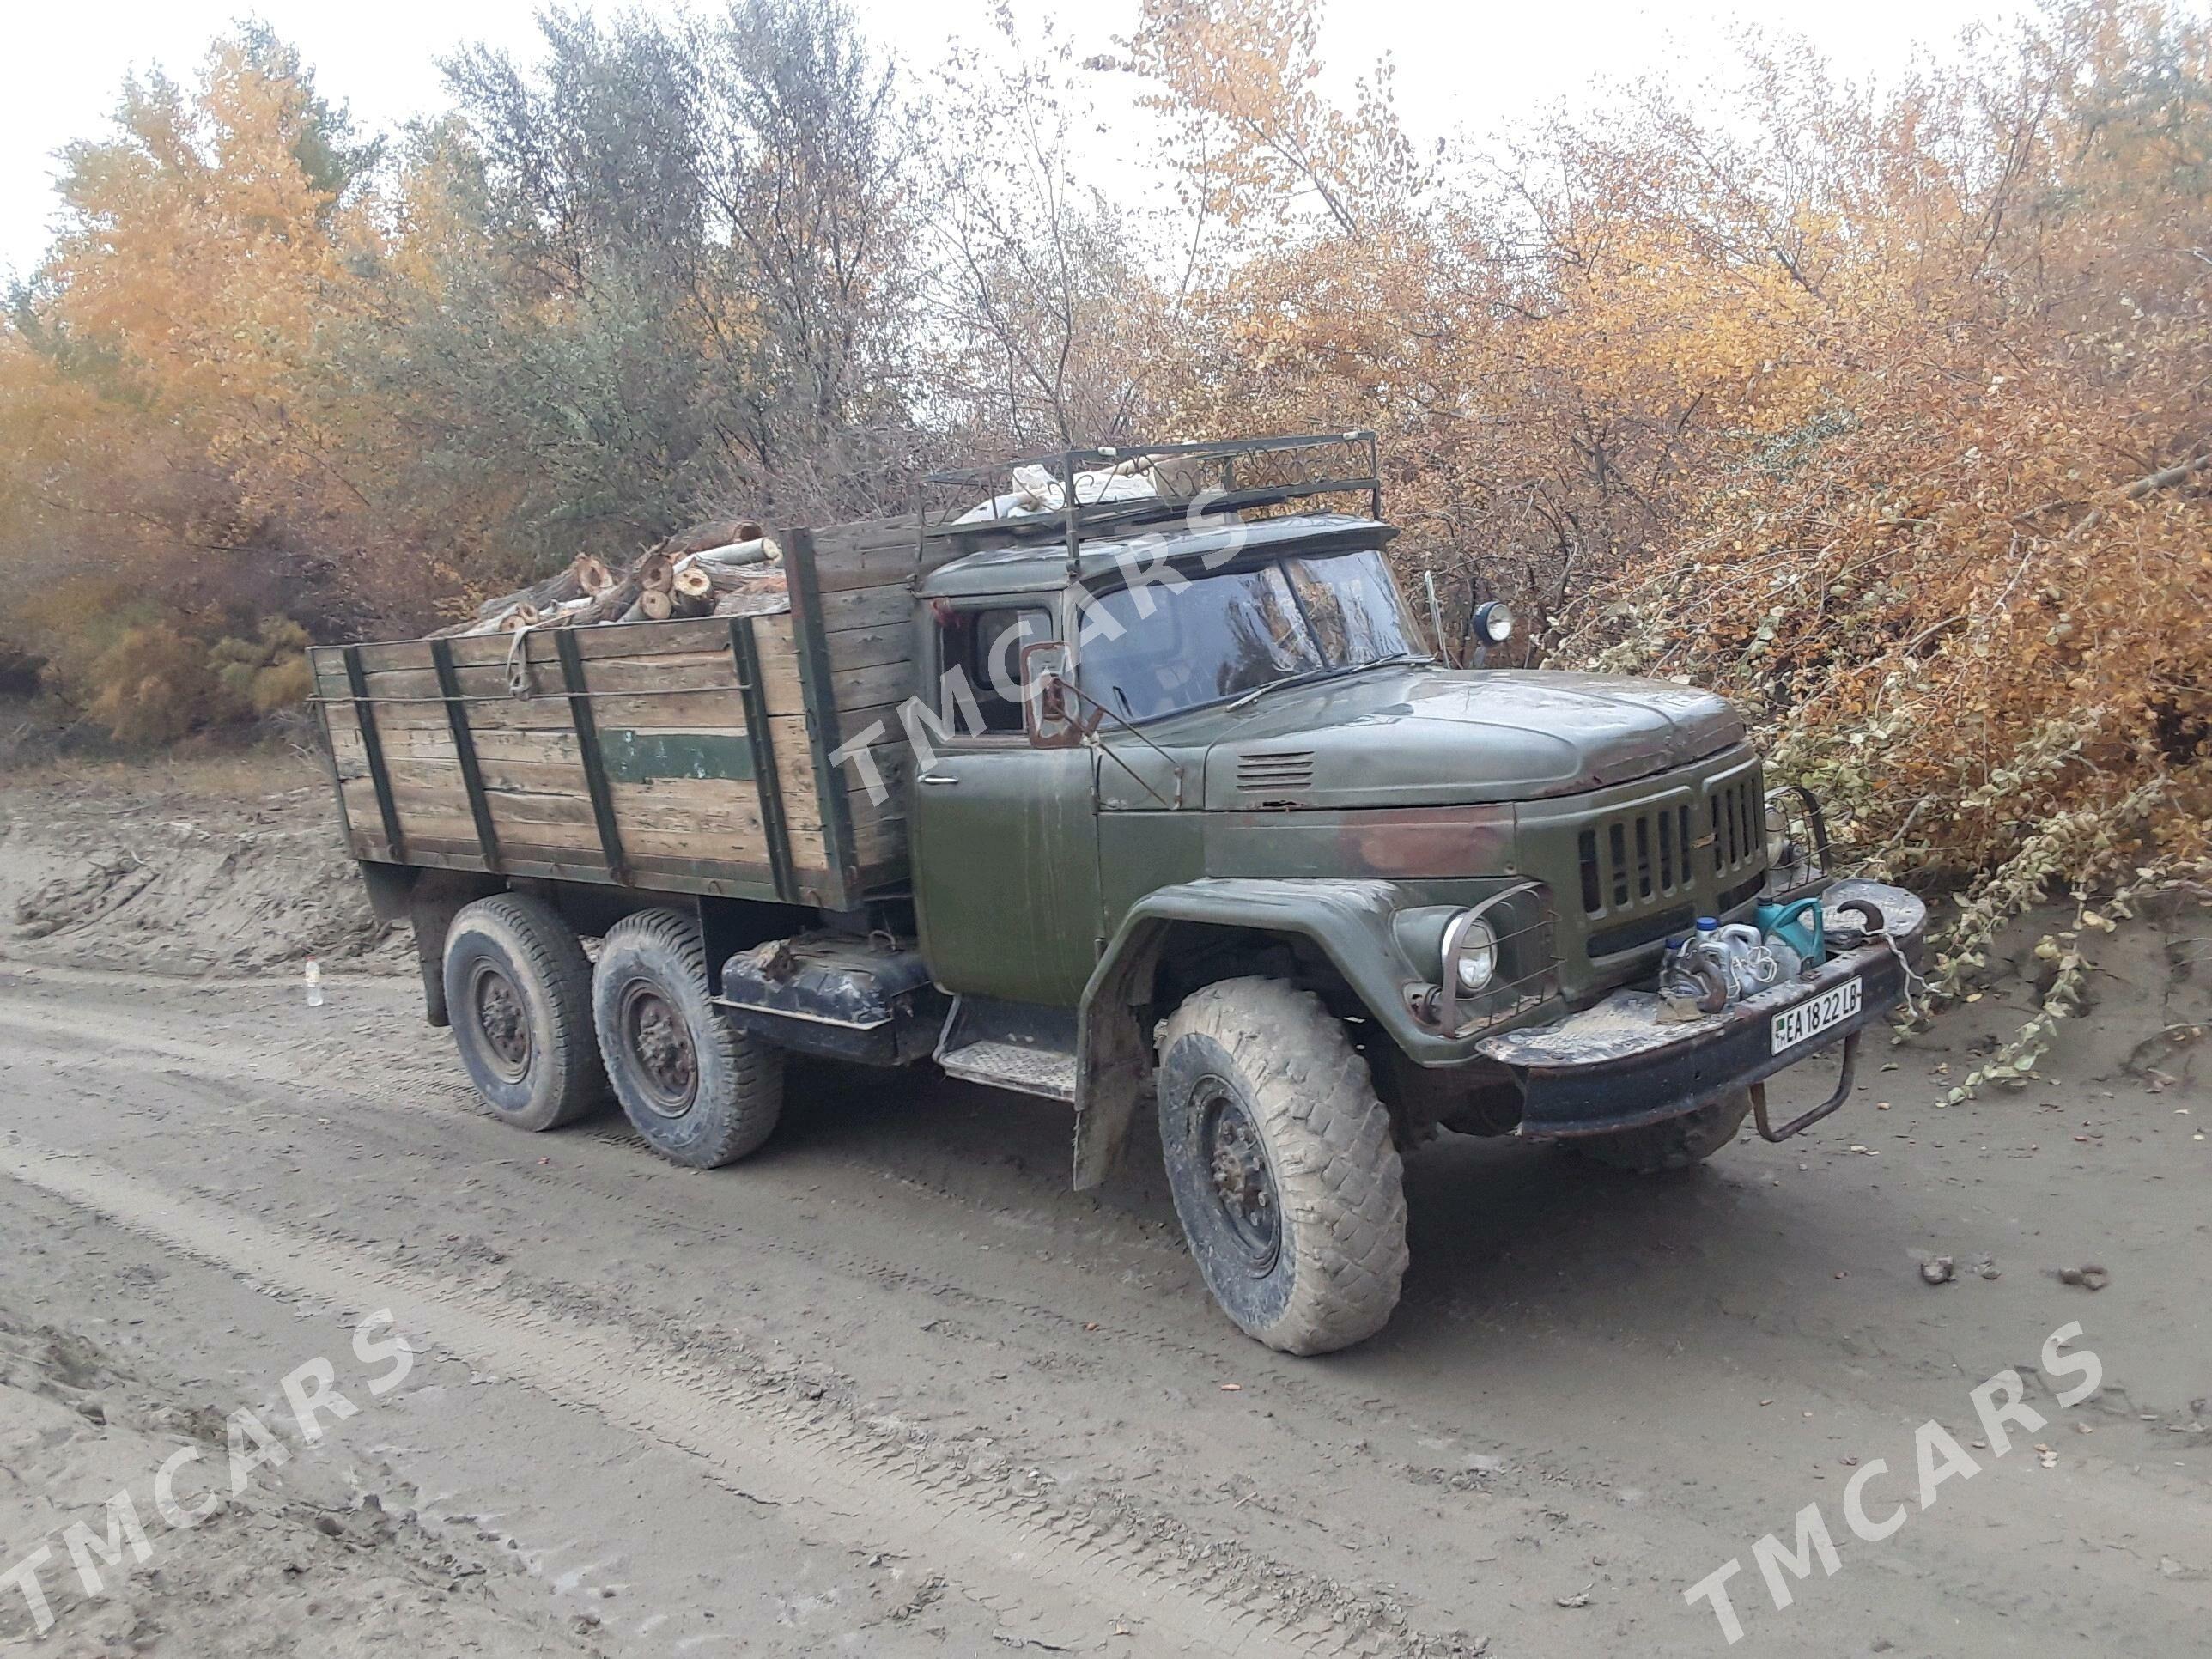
{"left": 1160, "top": 978, "right": 1408, "bottom": 1355}
{"left": 593, "top": 908, "right": 781, "bottom": 1168}
{"left": 443, "top": 893, "right": 608, "bottom": 1130}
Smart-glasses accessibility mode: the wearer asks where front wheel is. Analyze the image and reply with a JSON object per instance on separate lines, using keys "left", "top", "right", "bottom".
{"left": 1156, "top": 978, "right": 1408, "bottom": 1355}
{"left": 1571, "top": 1089, "right": 1753, "bottom": 1173}
{"left": 592, "top": 909, "right": 783, "bottom": 1168}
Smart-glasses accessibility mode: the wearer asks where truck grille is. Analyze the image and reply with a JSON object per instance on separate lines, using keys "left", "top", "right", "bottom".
{"left": 1709, "top": 771, "right": 1764, "bottom": 879}
{"left": 1577, "top": 801, "right": 1697, "bottom": 917}
{"left": 1573, "top": 764, "right": 1766, "bottom": 951}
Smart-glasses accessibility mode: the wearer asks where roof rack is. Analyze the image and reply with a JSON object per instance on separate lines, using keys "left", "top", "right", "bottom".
{"left": 915, "top": 431, "right": 1382, "bottom": 575}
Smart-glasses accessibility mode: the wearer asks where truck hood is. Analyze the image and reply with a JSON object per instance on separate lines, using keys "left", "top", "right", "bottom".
{"left": 1197, "top": 667, "right": 1745, "bottom": 811}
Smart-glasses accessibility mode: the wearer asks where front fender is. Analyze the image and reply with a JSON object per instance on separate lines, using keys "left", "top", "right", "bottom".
{"left": 1073, "top": 878, "right": 1450, "bottom": 1188}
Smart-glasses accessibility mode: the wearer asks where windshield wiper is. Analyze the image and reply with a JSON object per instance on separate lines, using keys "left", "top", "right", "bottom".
{"left": 1224, "top": 653, "right": 1432, "bottom": 713}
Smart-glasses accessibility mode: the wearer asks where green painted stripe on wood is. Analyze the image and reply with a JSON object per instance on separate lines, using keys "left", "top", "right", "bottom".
{"left": 598, "top": 728, "right": 757, "bottom": 783}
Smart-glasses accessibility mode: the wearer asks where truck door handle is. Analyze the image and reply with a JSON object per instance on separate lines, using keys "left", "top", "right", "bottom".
{"left": 918, "top": 773, "right": 958, "bottom": 786}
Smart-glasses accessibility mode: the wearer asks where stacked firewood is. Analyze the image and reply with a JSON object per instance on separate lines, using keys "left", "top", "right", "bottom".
{"left": 435, "top": 520, "right": 789, "bottom": 637}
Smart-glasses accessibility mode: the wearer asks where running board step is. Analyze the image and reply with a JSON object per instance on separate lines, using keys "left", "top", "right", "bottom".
{"left": 933, "top": 995, "right": 1078, "bottom": 1103}
{"left": 937, "top": 1039, "right": 1078, "bottom": 1102}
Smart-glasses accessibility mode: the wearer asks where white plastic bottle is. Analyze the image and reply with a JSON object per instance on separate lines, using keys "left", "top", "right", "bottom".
{"left": 1715, "top": 923, "right": 1778, "bottom": 996}
{"left": 305, "top": 958, "right": 325, "bottom": 1008}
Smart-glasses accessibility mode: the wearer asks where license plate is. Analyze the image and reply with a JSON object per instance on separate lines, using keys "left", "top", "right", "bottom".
{"left": 1771, "top": 978, "right": 1863, "bottom": 1054}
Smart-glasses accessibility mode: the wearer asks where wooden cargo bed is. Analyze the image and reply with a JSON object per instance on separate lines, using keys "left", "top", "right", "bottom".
{"left": 310, "top": 524, "right": 922, "bottom": 910}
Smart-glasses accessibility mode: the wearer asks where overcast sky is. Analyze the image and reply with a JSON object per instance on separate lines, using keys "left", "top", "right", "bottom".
{"left": 2, "top": 0, "right": 2033, "bottom": 277}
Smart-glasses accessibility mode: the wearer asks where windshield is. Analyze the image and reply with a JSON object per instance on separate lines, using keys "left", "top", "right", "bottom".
{"left": 1079, "top": 549, "right": 1422, "bottom": 723}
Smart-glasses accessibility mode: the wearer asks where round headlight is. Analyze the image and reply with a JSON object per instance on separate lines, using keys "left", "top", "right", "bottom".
{"left": 1473, "top": 600, "right": 1515, "bottom": 645}
{"left": 1765, "top": 799, "right": 1792, "bottom": 868}
{"left": 1451, "top": 917, "right": 1498, "bottom": 992}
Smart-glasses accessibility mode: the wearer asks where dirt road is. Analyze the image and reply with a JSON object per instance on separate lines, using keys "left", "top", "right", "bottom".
{"left": 1, "top": 769, "right": 2209, "bottom": 1656}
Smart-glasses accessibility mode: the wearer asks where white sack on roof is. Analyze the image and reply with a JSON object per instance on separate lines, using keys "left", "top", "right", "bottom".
{"left": 956, "top": 461, "right": 1158, "bottom": 524}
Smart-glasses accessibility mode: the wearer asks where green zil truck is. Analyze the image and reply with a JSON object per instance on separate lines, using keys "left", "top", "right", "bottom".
{"left": 313, "top": 434, "right": 1924, "bottom": 1353}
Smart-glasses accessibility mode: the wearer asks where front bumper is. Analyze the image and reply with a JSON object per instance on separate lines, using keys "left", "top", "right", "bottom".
{"left": 1474, "top": 879, "right": 1926, "bottom": 1139}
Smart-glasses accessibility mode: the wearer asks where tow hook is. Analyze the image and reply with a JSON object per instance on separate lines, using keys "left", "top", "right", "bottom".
{"left": 1751, "top": 1030, "right": 1860, "bottom": 1142}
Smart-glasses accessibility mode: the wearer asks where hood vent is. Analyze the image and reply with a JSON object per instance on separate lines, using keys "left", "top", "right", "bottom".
{"left": 1236, "top": 750, "right": 1316, "bottom": 794}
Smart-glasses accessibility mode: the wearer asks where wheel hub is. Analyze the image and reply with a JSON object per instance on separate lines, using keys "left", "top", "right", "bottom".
{"left": 623, "top": 983, "right": 697, "bottom": 1117}
{"left": 1196, "top": 1082, "right": 1280, "bottom": 1274}
{"left": 471, "top": 965, "right": 531, "bottom": 1080}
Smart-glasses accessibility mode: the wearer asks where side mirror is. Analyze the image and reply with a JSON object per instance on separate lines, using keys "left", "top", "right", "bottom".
{"left": 1021, "top": 641, "right": 1085, "bottom": 749}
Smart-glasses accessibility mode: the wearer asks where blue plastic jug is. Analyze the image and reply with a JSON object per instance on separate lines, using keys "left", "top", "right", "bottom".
{"left": 1755, "top": 897, "right": 1824, "bottom": 964}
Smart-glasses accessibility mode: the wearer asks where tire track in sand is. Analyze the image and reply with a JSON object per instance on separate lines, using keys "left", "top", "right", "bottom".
{"left": 1, "top": 1133, "right": 1406, "bottom": 1659}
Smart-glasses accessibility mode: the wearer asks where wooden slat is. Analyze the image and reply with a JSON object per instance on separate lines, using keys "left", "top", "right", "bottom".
{"left": 359, "top": 650, "right": 747, "bottom": 702}
{"left": 370, "top": 698, "right": 584, "bottom": 733}
{"left": 573, "top": 690, "right": 754, "bottom": 731}
{"left": 352, "top": 639, "right": 436, "bottom": 674}
{"left": 570, "top": 617, "right": 732, "bottom": 660}
{"left": 606, "top": 779, "right": 769, "bottom": 854}
{"left": 825, "top": 622, "right": 915, "bottom": 673}
{"left": 337, "top": 778, "right": 389, "bottom": 852}
{"left": 379, "top": 783, "right": 483, "bottom": 842}
{"left": 808, "top": 517, "right": 928, "bottom": 595}
{"left": 817, "top": 584, "right": 913, "bottom": 632}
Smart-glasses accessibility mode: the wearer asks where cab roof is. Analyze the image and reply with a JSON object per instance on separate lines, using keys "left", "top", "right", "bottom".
{"left": 913, "top": 513, "right": 1397, "bottom": 600}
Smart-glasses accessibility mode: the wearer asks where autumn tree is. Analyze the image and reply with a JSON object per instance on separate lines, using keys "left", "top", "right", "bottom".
{"left": 920, "top": 5, "right": 1196, "bottom": 453}
{"left": 389, "top": 0, "right": 921, "bottom": 588}
{"left": 0, "top": 27, "right": 397, "bottom": 737}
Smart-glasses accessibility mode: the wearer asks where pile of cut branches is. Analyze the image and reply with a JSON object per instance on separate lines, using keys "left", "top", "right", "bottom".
{"left": 436, "top": 521, "right": 789, "bottom": 637}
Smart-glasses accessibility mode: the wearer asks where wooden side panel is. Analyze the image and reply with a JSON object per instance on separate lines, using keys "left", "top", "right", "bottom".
{"left": 312, "top": 627, "right": 787, "bottom": 893}
{"left": 310, "top": 532, "right": 927, "bottom": 902}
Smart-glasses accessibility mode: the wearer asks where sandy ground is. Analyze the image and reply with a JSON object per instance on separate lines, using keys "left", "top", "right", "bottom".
{"left": 0, "top": 757, "right": 2209, "bottom": 1657}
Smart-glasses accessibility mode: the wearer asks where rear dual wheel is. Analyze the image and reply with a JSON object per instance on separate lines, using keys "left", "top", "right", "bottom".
{"left": 443, "top": 895, "right": 610, "bottom": 1131}
{"left": 591, "top": 909, "right": 783, "bottom": 1168}
{"left": 442, "top": 898, "right": 782, "bottom": 1168}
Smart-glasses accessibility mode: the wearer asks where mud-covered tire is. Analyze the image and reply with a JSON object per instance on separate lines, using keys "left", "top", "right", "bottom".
{"left": 1571, "top": 1089, "right": 1753, "bottom": 1174}
{"left": 1157, "top": 978, "right": 1408, "bottom": 1355}
{"left": 442, "top": 894, "right": 608, "bottom": 1132}
{"left": 592, "top": 908, "right": 782, "bottom": 1169}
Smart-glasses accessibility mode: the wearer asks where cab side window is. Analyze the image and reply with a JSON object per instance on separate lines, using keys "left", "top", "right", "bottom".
{"left": 938, "top": 604, "right": 1053, "bottom": 735}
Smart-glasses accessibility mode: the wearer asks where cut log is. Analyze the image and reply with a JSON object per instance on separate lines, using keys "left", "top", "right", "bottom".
{"left": 638, "top": 550, "right": 676, "bottom": 594}
{"left": 574, "top": 555, "right": 615, "bottom": 597}
{"left": 677, "top": 538, "right": 773, "bottom": 572}
{"left": 471, "top": 565, "right": 584, "bottom": 623}
{"left": 713, "top": 590, "right": 793, "bottom": 618}
{"left": 577, "top": 573, "right": 643, "bottom": 626}
{"left": 700, "top": 563, "right": 788, "bottom": 598}
{"left": 673, "top": 566, "right": 715, "bottom": 603}
{"left": 660, "top": 518, "right": 764, "bottom": 559}
{"left": 639, "top": 587, "right": 675, "bottom": 622}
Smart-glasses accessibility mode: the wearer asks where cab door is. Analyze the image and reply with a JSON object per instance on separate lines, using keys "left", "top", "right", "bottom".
{"left": 911, "top": 600, "right": 1103, "bottom": 1005}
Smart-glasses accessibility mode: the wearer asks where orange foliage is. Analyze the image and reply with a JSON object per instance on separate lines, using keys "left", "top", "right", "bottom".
{"left": 1130, "top": 0, "right": 2212, "bottom": 904}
